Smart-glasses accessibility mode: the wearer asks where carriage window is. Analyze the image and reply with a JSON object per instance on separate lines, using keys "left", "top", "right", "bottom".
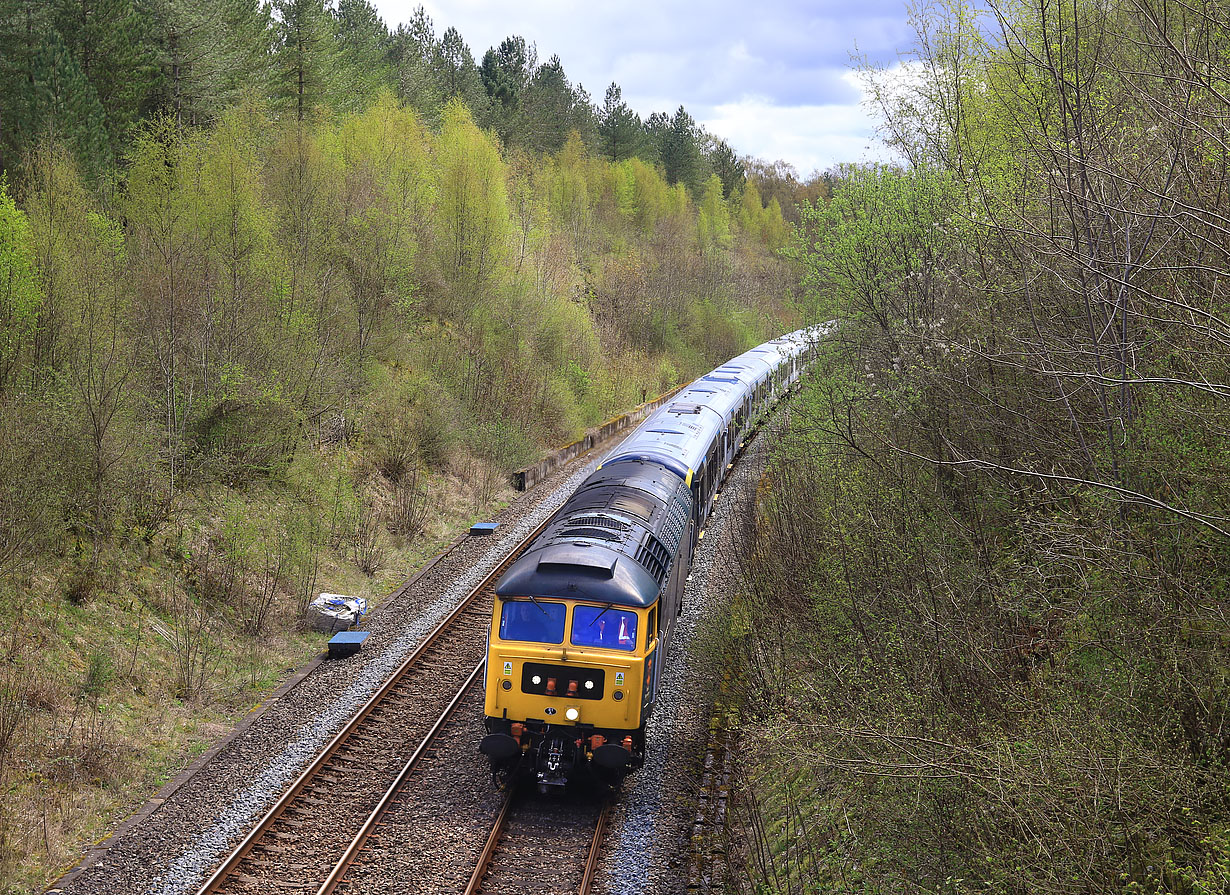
{"left": 571, "top": 605, "right": 639, "bottom": 651}
{"left": 500, "top": 600, "right": 567, "bottom": 644}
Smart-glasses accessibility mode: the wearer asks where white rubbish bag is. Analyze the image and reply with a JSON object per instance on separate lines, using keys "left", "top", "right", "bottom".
{"left": 306, "top": 593, "right": 369, "bottom": 633}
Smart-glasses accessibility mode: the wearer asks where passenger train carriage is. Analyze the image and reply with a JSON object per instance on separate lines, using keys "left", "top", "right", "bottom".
{"left": 480, "top": 327, "right": 826, "bottom": 790}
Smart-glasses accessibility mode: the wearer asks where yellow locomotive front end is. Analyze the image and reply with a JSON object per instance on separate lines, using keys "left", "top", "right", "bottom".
{"left": 481, "top": 595, "right": 661, "bottom": 789}
{"left": 479, "top": 460, "right": 692, "bottom": 790}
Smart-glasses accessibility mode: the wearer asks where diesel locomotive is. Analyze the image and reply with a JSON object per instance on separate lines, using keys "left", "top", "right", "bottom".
{"left": 479, "top": 327, "right": 826, "bottom": 790}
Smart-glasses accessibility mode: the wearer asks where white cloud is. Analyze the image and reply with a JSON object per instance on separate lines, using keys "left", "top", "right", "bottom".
{"left": 373, "top": 0, "right": 915, "bottom": 171}
{"left": 702, "top": 95, "right": 896, "bottom": 176}
{"left": 729, "top": 41, "right": 755, "bottom": 65}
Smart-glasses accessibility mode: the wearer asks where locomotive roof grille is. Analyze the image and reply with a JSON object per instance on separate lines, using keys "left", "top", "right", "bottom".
{"left": 562, "top": 513, "right": 631, "bottom": 531}
{"left": 609, "top": 493, "right": 654, "bottom": 521}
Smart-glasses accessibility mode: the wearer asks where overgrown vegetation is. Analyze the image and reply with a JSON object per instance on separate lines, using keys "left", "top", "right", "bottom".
{"left": 732, "top": 0, "right": 1230, "bottom": 892}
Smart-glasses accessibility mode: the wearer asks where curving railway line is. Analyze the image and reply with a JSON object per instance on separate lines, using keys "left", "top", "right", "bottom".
{"left": 150, "top": 335, "right": 816, "bottom": 895}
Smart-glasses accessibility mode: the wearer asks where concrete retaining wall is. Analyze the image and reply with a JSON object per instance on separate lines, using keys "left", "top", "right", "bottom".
{"left": 511, "top": 385, "right": 684, "bottom": 491}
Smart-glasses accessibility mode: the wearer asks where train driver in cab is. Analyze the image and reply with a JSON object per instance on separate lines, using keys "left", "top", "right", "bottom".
{"left": 570, "top": 605, "right": 638, "bottom": 651}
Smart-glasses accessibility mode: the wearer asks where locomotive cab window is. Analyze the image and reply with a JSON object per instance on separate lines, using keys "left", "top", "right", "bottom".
{"left": 499, "top": 599, "right": 566, "bottom": 644}
{"left": 571, "top": 605, "right": 639, "bottom": 651}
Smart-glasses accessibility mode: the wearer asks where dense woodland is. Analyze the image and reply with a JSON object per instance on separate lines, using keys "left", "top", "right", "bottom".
{"left": 735, "top": 0, "right": 1230, "bottom": 892}
{"left": 0, "top": 0, "right": 775, "bottom": 200}
{"left": 0, "top": 1, "right": 803, "bottom": 887}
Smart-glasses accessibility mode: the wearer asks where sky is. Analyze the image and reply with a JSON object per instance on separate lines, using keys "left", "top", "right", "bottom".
{"left": 368, "top": 0, "right": 915, "bottom": 177}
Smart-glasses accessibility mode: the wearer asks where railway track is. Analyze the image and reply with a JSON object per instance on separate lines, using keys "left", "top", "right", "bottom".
{"left": 465, "top": 788, "right": 611, "bottom": 895}
{"left": 195, "top": 518, "right": 551, "bottom": 895}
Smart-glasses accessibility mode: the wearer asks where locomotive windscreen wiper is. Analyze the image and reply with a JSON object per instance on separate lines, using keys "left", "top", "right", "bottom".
{"left": 585, "top": 603, "right": 616, "bottom": 628}
{"left": 565, "top": 582, "right": 614, "bottom": 626}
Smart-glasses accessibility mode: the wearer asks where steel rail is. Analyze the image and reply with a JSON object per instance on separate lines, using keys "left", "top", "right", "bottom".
{"left": 578, "top": 800, "right": 611, "bottom": 895}
{"left": 196, "top": 516, "right": 552, "bottom": 895}
{"left": 463, "top": 787, "right": 517, "bottom": 895}
{"left": 463, "top": 793, "right": 610, "bottom": 895}
{"left": 316, "top": 658, "right": 486, "bottom": 894}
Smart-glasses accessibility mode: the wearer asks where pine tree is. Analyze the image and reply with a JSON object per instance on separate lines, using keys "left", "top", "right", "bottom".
{"left": 706, "top": 138, "right": 744, "bottom": 198}
{"left": 598, "top": 83, "right": 643, "bottom": 162}
{"left": 389, "top": 6, "right": 440, "bottom": 115}
{"left": 334, "top": 0, "right": 393, "bottom": 105}
{"left": 386, "top": 5, "right": 428, "bottom": 71}
{"left": 643, "top": 110, "right": 669, "bottom": 166}
{"left": 479, "top": 35, "right": 529, "bottom": 111}
{"left": 521, "top": 55, "right": 580, "bottom": 154}
{"left": 273, "top": 0, "right": 344, "bottom": 121}
{"left": 151, "top": 0, "right": 274, "bottom": 125}
{"left": 661, "top": 106, "right": 703, "bottom": 194}
{"left": 0, "top": 0, "right": 56, "bottom": 173}
{"left": 52, "top": 0, "right": 161, "bottom": 151}
{"left": 478, "top": 35, "right": 534, "bottom": 144}
{"left": 434, "top": 26, "right": 487, "bottom": 113}
{"left": 29, "top": 30, "right": 111, "bottom": 178}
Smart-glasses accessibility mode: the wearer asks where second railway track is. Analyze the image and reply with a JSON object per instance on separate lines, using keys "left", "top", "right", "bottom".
{"left": 196, "top": 517, "right": 551, "bottom": 895}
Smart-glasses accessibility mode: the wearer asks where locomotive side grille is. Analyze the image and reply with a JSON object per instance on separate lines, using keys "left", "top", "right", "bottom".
{"left": 634, "top": 536, "right": 672, "bottom": 586}
{"left": 659, "top": 490, "right": 690, "bottom": 551}
{"left": 662, "top": 512, "right": 684, "bottom": 549}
